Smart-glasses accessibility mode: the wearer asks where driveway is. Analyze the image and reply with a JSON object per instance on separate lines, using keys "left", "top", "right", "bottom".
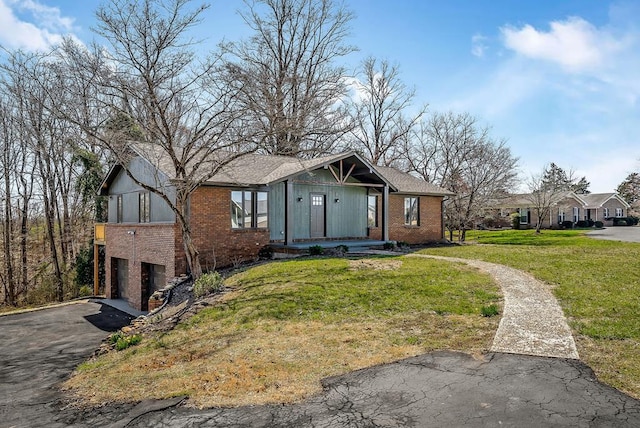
{"left": 2, "top": 300, "right": 640, "bottom": 427}
{"left": 0, "top": 301, "right": 134, "bottom": 428}
{"left": 587, "top": 225, "right": 640, "bottom": 243}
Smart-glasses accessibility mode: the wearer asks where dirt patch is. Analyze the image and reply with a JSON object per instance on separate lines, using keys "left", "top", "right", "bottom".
{"left": 348, "top": 258, "right": 402, "bottom": 271}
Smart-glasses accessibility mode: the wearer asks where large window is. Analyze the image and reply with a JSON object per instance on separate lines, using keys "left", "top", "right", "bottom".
{"left": 404, "top": 197, "right": 419, "bottom": 226}
{"left": 615, "top": 207, "right": 623, "bottom": 217}
{"left": 367, "top": 195, "right": 378, "bottom": 227}
{"left": 519, "top": 208, "right": 529, "bottom": 224}
{"left": 231, "top": 190, "right": 268, "bottom": 229}
{"left": 603, "top": 207, "right": 609, "bottom": 218}
{"left": 116, "top": 195, "right": 123, "bottom": 223}
{"left": 139, "top": 192, "right": 150, "bottom": 223}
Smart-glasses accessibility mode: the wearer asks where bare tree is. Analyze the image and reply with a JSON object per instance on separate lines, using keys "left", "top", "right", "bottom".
{"left": 346, "top": 57, "right": 425, "bottom": 166}
{"left": 221, "top": 0, "right": 356, "bottom": 157}
{"left": 49, "top": 0, "right": 255, "bottom": 278}
{"left": 407, "top": 111, "right": 518, "bottom": 241}
{"left": 526, "top": 164, "right": 579, "bottom": 233}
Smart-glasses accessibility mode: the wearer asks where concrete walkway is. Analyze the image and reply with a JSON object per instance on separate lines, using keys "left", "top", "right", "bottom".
{"left": 411, "top": 254, "right": 579, "bottom": 359}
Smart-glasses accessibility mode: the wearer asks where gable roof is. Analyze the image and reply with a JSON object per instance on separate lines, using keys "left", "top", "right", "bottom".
{"left": 100, "top": 143, "right": 451, "bottom": 196}
{"left": 580, "top": 193, "right": 631, "bottom": 209}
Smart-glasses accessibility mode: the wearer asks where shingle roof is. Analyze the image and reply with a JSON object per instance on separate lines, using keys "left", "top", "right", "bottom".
{"left": 580, "top": 193, "right": 631, "bottom": 208}
{"left": 109, "top": 143, "right": 450, "bottom": 196}
{"left": 373, "top": 165, "right": 454, "bottom": 196}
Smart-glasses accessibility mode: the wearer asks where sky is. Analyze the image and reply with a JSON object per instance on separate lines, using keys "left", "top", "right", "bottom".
{"left": 0, "top": 0, "right": 638, "bottom": 193}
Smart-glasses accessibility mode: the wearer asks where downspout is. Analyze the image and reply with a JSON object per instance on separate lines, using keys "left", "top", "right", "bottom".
{"left": 285, "top": 180, "right": 293, "bottom": 245}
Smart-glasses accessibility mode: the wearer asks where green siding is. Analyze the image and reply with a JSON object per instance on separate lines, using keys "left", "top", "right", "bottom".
{"left": 269, "top": 183, "right": 286, "bottom": 240}
{"left": 291, "top": 184, "right": 367, "bottom": 240}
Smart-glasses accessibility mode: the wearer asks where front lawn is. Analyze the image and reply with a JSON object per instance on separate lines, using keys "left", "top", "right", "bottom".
{"left": 65, "top": 256, "right": 501, "bottom": 408}
{"left": 420, "top": 229, "right": 640, "bottom": 398}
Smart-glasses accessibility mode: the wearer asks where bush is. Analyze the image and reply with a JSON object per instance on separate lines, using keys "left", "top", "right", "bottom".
{"left": 561, "top": 220, "right": 574, "bottom": 229}
{"left": 383, "top": 242, "right": 396, "bottom": 250}
{"left": 78, "top": 285, "right": 93, "bottom": 296}
{"left": 308, "top": 245, "right": 324, "bottom": 256}
{"left": 258, "top": 246, "right": 274, "bottom": 260}
{"left": 594, "top": 221, "right": 604, "bottom": 228}
{"left": 109, "top": 332, "right": 142, "bottom": 351}
{"left": 627, "top": 216, "right": 639, "bottom": 226}
{"left": 481, "top": 304, "right": 499, "bottom": 317}
{"left": 615, "top": 219, "right": 628, "bottom": 226}
{"left": 193, "top": 271, "right": 224, "bottom": 298}
{"left": 576, "top": 220, "right": 589, "bottom": 228}
{"left": 510, "top": 213, "right": 521, "bottom": 229}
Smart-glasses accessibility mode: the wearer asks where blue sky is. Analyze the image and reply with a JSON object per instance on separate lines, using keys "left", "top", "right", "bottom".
{"left": 1, "top": 0, "right": 638, "bottom": 193}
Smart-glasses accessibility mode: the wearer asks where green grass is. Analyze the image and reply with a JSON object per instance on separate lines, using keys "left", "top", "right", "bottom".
{"left": 420, "top": 229, "right": 640, "bottom": 398}
{"left": 66, "top": 256, "right": 501, "bottom": 407}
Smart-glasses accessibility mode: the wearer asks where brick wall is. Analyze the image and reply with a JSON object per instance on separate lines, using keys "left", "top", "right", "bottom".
{"left": 105, "top": 223, "right": 177, "bottom": 310}
{"left": 366, "top": 194, "right": 444, "bottom": 243}
{"left": 388, "top": 194, "right": 444, "bottom": 244}
{"left": 179, "top": 186, "right": 271, "bottom": 271}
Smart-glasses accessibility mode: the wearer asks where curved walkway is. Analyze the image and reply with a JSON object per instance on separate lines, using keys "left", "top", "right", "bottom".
{"left": 411, "top": 254, "right": 579, "bottom": 360}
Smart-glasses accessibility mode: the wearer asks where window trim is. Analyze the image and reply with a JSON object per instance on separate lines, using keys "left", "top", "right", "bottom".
{"left": 367, "top": 195, "right": 378, "bottom": 228}
{"left": 603, "top": 207, "right": 609, "bottom": 218}
{"left": 231, "top": 190, "right": 268, "bottom": 229}
{"left": 404, "top": 196, "right": 419, "bottom": 226}
{"left": 139, "top": 192, "right": 150, "bottom": 223}
{"left": 615, "top": 207, "right": 623, "bottom": 218}
{"left": 116, "top": 194, "right": 123, "bottom": 223}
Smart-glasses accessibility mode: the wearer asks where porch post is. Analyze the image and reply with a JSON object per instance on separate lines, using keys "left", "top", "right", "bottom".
{"left": 285, "top": 179, "right": 293, "bottom": 245}
{"left": 382, "top": 184, "right": 389, "bottom": 241}
{"left": 93, "top": 241, "right": 99, "bottom": 296}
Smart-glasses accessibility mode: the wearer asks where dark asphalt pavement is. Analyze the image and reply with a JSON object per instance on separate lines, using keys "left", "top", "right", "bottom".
{"left": 2, "top": 301, "right": 640, "bottom": 427}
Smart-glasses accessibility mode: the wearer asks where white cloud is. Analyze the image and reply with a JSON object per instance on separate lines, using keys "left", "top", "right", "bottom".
{"left": 471, "top": 33, "right": 488, "bottom": 58}
{"left": 0, "top": 0, "right": 76, "bottom": 51}
{"left": 501, "top": 17, "right": 623, "bottom": 72}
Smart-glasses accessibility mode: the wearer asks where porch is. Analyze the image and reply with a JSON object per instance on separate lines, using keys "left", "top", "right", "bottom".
{"left": 269, "top": 239, "right": 388, "bottom": 255}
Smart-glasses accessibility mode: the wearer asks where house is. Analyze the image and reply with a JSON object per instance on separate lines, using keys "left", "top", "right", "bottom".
{"left": 97, "top": 146, "right": 453, "bottom": 310}
{"left": 492, "top": 191, "right": 630, "bottom": 229}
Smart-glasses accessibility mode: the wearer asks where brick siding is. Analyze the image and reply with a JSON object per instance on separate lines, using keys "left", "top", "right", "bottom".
{"left": 105, "top": 223, "right": 177, "bottom": 310}
{"left": 388, "top": 194, "right": 444, "bottom": 244}
{"left": 367, "top": 194, "right": 444, "bottom": 243}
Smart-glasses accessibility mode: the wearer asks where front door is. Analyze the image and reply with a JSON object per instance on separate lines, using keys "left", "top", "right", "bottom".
{"left": 310, "top": 193, "right": 326, "bottom": 238}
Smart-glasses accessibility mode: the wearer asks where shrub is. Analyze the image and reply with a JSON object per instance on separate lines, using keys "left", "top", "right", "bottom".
{"left": 510, "top": 213, "right": 521, "bottom": 229}
{"left": 627, "top": 216, "right": 639, "bottom": 226}
{"left": 383, "top": 242, "right": 396, "bottom": 250}
{"left": 109, "top": 332, "right": 142, "bottom": 351}
{"left": 576, "top": 220, "right": 589, "bottom": 228}
{"left": 594, "top": 221, "right": 604, "bottom": 228}
{"left": 258, "top": 246, "right": 274, "bottom": 260}
{"left": 308, "top": 245, "right": 324, "bottom": 256}
{"left": 193, "top": 271, "right": 224, "bottom": 298}
{"left": 615, "top": 219, "right": 628, "bottom": 226}
{"left": 481, "top": 304, "right": 499, "bottom": 317}
{"left": 78, "top": 285, "right": 93, "bottom": 296}
{"left": 561, "top": 220, "right": 574, "bottom": 229}
{"left": 587, "top": 219, "right": 595, "bottom": 227}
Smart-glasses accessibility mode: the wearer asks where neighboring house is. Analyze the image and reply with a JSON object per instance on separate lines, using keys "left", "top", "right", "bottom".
{"left": 97, "top": 146, "right": 452, "bottom": 310}
{"left": 492, "top": 191, "right": 630, "bottom": 229}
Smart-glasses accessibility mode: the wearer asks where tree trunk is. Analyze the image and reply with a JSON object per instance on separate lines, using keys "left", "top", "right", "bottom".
{"left": 2, "top": 150, "right": 15, "bottom": 305}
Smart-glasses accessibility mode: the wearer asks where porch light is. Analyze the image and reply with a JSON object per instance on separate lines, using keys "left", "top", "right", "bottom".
{"left": 297, "top": 197, "right": 303, "bottom": 202}
{"left": 334, "top": 198, "right": 340, "bottom": 203}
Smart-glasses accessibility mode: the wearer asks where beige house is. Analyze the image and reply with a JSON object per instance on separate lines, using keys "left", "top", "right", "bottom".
{"left": 493, "top": 192, "right": 630, "bottom": 229}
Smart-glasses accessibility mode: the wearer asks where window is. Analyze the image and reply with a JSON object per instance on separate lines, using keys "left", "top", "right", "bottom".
{"left": 603, "top": 207, "right": 609, "bottom": 218}
{"left": 558, "top": 209, "right": 565, "bottom": 224}
{"left": 573, "top": 207, "right": 579, "bottom": 223}
{"left": 615, "top": 208, "right": 623, "bottom": 217}
{"left": 367, "top": 195, "right": 378, "bottom": 227}
{"left": 139, "top": 192, "right": 150, "bottom": 223}
{"left": 519, "top": 208, "right": 529, "bottom": 224}
{"left": 231, "top": 190, "right": 268, "bottom": 229}
{"left": 116, "top": 195, "right": 123, "bottom": 223}
{"left": 404, "top": 197, "right": 419, "bottom": 226}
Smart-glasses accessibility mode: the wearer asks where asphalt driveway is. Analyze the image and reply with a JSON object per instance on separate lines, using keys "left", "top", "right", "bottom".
{"left": 587, "top": 225, "right": 640, "bottom": 242}
{"left": 0, "top": 301, "right": 133, "bottom": 428}
{"left": 2, "top": 300, "right": 640, "bottom": 427}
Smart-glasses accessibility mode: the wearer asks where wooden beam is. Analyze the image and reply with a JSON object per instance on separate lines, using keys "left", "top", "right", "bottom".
{"left": 93, "top": 242, "right": 99, "bottom": 296}
{"left": 328, "top": 164, "right": 340, "bottom": 183}
{"left": 343, "top": 163, "right": 356, "bottom": 182}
